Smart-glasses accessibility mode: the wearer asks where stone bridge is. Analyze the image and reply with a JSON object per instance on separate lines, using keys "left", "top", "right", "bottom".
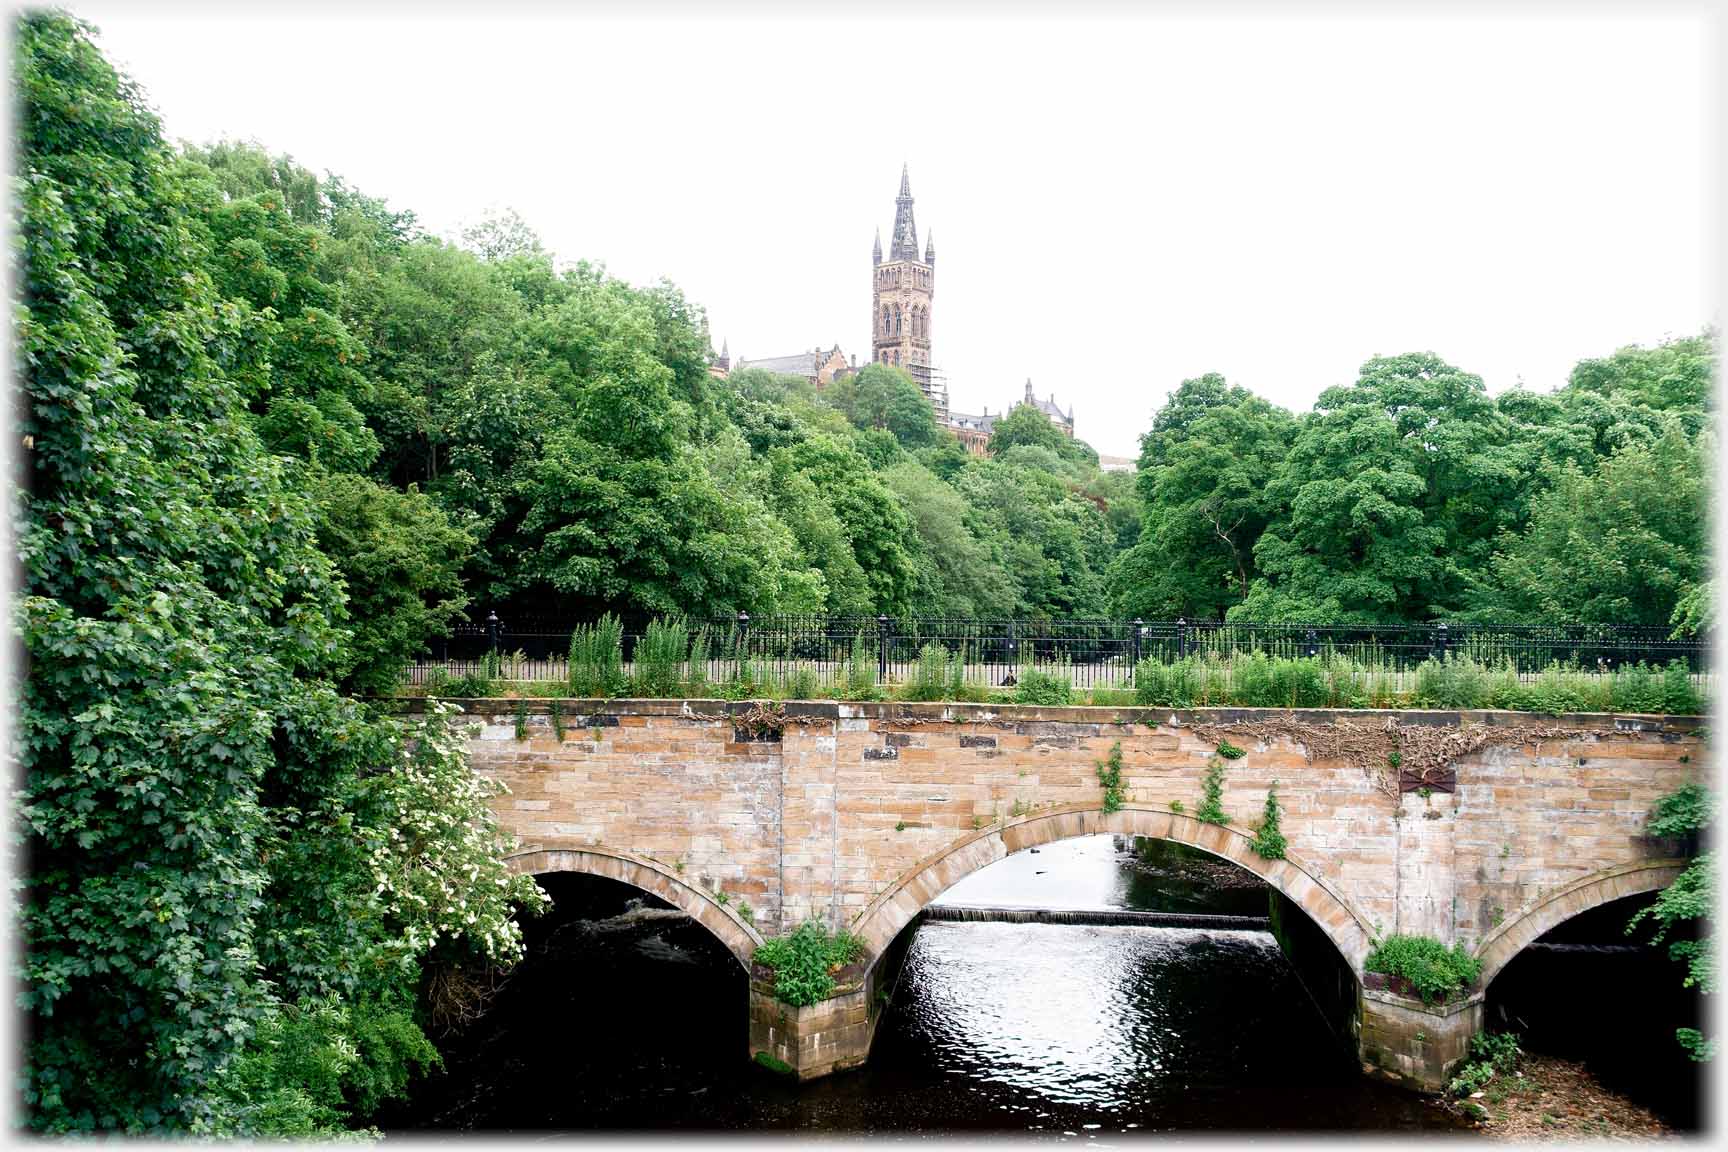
{"left": 445, "top": 698, "right": 1703, "bottom": 1092}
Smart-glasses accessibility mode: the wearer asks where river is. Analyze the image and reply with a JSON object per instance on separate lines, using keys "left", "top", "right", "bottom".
{"left": 384, "top": 835, "right": 1482, "bottom": 1133}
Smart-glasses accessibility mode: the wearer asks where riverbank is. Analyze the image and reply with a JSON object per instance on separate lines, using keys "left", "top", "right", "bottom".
{"left": 1442, "top": 1053, "right": 1680, "bottom": 1140}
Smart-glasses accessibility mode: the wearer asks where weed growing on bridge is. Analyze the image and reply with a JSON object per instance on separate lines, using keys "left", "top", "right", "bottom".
{"left": 547, "top": 699, "right": 565, "bottom": 742}
{"left": 1197, "top": 758, "right": 1228, "bottom": 826}
{"left": 1215, "top": 738, "right": 1246, "bottom": 760}
{"left": 513, "top": 698, "right": 528, "bottom": 741}
{"left": 1252, "top": 783, "right": 1286, "bottom": 860}
{"left": 895, "top": 820, "right": 906, "bottom": 832}
{"left": 737, "top": 900, "right": 754, "bottom": 925}
{"left": 753, "top": 921, "right": 865, "bottom": 1007}
{"left": 1365, "top": 934, "right": 1482, "bottom": 1005}
{"left": 1095, "top": 741, "right": 1125, "bottom": 814}
{"left": 1169, "top": 799, "right": 1185, "bottom": 814}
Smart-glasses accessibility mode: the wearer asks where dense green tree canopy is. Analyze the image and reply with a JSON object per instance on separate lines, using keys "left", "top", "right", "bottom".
{"left": 15, "top": 14, "right": 540, "bottom": 1135}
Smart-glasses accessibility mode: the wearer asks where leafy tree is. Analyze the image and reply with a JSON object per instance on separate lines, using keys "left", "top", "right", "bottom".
{"left": 826, "top": 362, "right": 939, "bottom": 448}
{"left": 313, "top": 472, "right": 472, "bottom": 693}
{"left": 1237, "top": 353, "right": 1521, "bottom": 622}
{"left": 1112, "top": 374, "right": 1294, "bottom": 619}
{"left": 987, "top": 402, "right": 1070, "bottom": 455}
{"left": 1465, "top": 427, "right": 1707, "bottom": 628}
{"left": 881, "top": 461, "right": 1018, "bottom": 618}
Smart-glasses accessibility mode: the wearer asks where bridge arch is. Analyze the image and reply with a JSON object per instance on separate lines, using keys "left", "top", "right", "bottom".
{"left": 507, "top": 845, "right": 766, "bottom": 970}
{"left": 1473, "top": 858, "right": 1688, "bottom": 991}
{"left": 849, "top": 805, "right": 1378, "bottom": 971}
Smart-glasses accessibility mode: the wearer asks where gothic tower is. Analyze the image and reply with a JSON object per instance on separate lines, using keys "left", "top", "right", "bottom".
{"left": 872, "top": 164, "right": 944, "bottom": 418}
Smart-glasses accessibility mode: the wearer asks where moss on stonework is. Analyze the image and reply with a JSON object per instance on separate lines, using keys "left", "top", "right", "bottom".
{"left": 753, "top": 1050, "right": 795, "bottom": 1076}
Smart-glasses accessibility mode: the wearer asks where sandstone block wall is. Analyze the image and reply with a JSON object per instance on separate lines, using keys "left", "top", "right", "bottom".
{"left": 451, "top": 700, "right": 1703, "bottom": 970}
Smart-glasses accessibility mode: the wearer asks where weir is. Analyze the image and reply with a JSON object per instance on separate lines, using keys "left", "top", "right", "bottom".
{"left": 923, "top": 904, "right": 1270, "bottom": 930}
{"left": 441, "top": 697, "right": 1705, "bottom": 1094}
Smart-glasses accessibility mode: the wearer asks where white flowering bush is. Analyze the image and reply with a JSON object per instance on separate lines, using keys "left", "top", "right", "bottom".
{"left": 363, "top": 701, "right": 550, "bottom": 972}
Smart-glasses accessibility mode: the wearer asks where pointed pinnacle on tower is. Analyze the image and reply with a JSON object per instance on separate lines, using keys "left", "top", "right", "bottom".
{"left": 873, "top": 226, "right": 882, "bottom": 265}
{"left": 889, "top": 165, "right": 919, "bottom": 262}
{"left": 924, "top": 229, "right": 935, "bottom": 264}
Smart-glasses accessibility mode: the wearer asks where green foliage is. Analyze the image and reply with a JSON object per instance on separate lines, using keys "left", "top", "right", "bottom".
{"left": 567, "top": 612, "right": 624, "bottom": 697}
{"left": 633, "top": 614, "right": 691, "bottom": 697}
{"left": 1169, "top": 799, "right": 1186, "bottom": 814}
{"left": 1197, "top": 757, "right": 1229, "bottom": 825}
{"left": 1365, "top": 934, "right": 1482, "bottom": 1005}
{"left": 513, "top": 697, "right": 529, "bottom": 740}
{"left": 1626, "top": 784, "right": 1714, "bottom": 1059}
{"left": 1215, "top": 738, "right": 1246, "bottom": 760}
{"left": 1013, "top": 660, "right": 1073, "bottom": 706}
{"left": 1646, "top": 783, "right": 1712, "bottom": 839}
{"left": 1112, "top": 374, "right": 1296, "bottom": 618}
{"left": 902, "top": 642, "right": 958, "bottom": 702}
{"left": 753, "top": 1051, "right": 795, "bottom": 1076}
{"left": 548, "top": 699, "right": 566, "bottom": 742}
{"left": 842, "top": 633, "right": 882, "bottom": 701}
{"left": 1252, "top": 782, "right": 1287, "bottom": 860}
{"left": 1448, "top": 1031, "right": 1522, "bottom": 1097}
{"left": 752, "top": 921, "right": 865, "bottom": 1007}
{"left": 1095, "top": 741, "right": 1125, "bottom": 813}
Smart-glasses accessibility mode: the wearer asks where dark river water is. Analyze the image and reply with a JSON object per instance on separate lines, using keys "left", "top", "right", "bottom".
{"left": 381, "top": 836, "right": 1692, "bottom": 1135}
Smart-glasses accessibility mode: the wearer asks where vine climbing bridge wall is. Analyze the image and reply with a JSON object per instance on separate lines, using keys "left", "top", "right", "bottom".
{"left": 444, "top": 698, "right": 1705, "bottom": 1090}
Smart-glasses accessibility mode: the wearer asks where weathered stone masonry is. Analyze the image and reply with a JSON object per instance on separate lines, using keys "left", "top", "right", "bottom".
{"left": 450, "top": 699, "right": 1704, "bottom": 1091}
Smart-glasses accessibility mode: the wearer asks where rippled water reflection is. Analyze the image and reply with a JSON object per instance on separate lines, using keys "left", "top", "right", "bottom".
{"left": 385, "top": 837, "right": 1464, "bottom": 1133}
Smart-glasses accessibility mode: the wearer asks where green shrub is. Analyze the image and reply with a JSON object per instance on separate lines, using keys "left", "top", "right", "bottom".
{"left": 432, "top": 671, "right": 494, "bottom": 698}
{"left": 901, "top": 642, "right": 955, "bottom": 702}
{"left": 1414, "top": 654, "right": 1487, "bottom": 710}
{"left": 753, "top": 921, "right": 865, "bottom": 1007}
{"left": 1215, "top": 738, "right": 1246, "bottom": 760}
{"left": 1013, "top": 659, "right": 1072, "bottom": 706}
{"left": 1365, "top": 934, "right": 1482, "bottom": 1004}
{"left": 1662, "top": 659, "right": 1704, "bottom": 715}
{"left": 568, "top": 613, "right": 624, "bottom": 697}
{"left": 842, "top": 633, "right": 881, "bottom": 701}
{"left": 1448, "top": 1030, "right": 1521, "bottom": 1097}
{"left": 1252, "top": 782, "right": 1286, "bottom": 860}
{"left": 633, "top": 614, "right": 690, "bottom": 697}
{"left": 788, "top": 666, "right": 818, "bottom": 700}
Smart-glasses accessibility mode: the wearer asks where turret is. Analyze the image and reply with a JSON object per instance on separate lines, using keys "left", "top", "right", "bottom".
{"left": 925, "top": 230, "right": 935, "bottom": 265}
{"left": 873, "top": 227, "right": 882, "bottom": 266}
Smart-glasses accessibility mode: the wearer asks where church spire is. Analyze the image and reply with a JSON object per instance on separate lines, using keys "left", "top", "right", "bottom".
{"left": 924, "top": 229, "right": 935, "bottom": 264}
{"left": 889, "top": 163, "right": 919, "bottom": 262}
{"left": 873, "top": 226, "right": 882, "bottom": 265}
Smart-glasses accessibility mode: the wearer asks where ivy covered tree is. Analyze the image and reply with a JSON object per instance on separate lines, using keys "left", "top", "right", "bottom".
{"left": 14, "top": 14, "right": 540, "bottom": 1134}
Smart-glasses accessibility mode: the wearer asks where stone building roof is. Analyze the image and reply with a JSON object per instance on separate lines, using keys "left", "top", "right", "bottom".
{"left": 738, "top": 352, "right": 825, "bottom": 377}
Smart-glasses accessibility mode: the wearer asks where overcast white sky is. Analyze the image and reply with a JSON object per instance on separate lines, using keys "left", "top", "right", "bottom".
{"left": 67, "top": 2, "right": 1718, "bottom": 457}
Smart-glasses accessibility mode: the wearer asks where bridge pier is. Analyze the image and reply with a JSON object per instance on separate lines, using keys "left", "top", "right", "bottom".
{"left": 747, "top": 955, "right": 894, "bottom": 1081}
{"left": 1357, "top": 987, "right": 1484, "bottom": 1093}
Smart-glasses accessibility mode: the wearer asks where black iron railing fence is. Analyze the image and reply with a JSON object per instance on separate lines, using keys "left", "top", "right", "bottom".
{"left": 411, "top": 613, "right": 1709, "bottom": 688}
